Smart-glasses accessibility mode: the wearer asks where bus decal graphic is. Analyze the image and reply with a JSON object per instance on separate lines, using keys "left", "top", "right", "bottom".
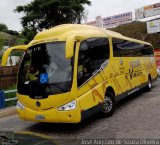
{"left": 125, "top": 75, "right": 132, "bottom": 88}
{"left": 128, "top": 69, "right": 142, "bottom": 85}
{"left": 130, "top": 60, "right": 140, "bottom": 69}
{"left": 99, "top": 71, "right": 106, "bottom": 81}
{"left": 102, "top": 80, "right": 108, "bottom": 94}
{"left": 99, "top": 72, "right": 109, "bottom": 94}
{"left": 111, "top": 66, "right": 123, "bottom": 92}
{"left": 92, "top": 78, "right": 104, "bottom": 102}
{"left": 129, "top": 69, "right": 134, "bottom": 80}
{"left": 112, "top": 66, "right": 119, "bottom": 76}
{"left": 113, "top": 78, "right": 122, "bottom": 92}
{"left": 87, "top": 79, "right": 104, "bottom": 102}
{"left": 119, "top": 67, "right": 125, "bottom": 73}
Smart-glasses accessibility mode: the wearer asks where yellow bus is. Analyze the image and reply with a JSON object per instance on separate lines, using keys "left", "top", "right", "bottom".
{"left": 1, "top": 24, "right": 157, "bottom": 123}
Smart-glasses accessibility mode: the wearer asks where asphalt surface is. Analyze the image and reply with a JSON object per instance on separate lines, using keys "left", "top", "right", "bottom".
{"left": 0, "top": 78, "right": 160, "bottom": 145}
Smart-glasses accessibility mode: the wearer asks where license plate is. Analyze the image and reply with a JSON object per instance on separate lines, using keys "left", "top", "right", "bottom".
{"left": 35, "top": 115, "right": 45, "bottom": 120}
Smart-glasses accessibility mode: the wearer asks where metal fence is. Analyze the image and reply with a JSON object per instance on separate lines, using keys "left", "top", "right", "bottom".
{"left": 0, "top": 90, "right": 17, "bottom": 109}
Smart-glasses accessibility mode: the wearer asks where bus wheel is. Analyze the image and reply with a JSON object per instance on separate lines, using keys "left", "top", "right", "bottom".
{"left": 101, "top": 92, "right": 116, "bottom": 117}
{"left": 146, "top": 76, "right": 152, "bottom": 91}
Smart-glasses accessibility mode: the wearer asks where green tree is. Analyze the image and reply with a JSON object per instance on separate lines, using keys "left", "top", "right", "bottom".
{"left": 7, "top": 30, "right": 19, "bottom": 36}
{"left": 0, "top": 23, "right": 8, "bottom": 32}
{"left": 0, "top": 36, "right": 5, "bottom": 50}
{"left": 15, "top": 0, "right": 91, "bottom": 43}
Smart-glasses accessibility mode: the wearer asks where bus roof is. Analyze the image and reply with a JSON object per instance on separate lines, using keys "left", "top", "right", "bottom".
{"left": 30, "top": 24, "right": 151, "bottom": 46}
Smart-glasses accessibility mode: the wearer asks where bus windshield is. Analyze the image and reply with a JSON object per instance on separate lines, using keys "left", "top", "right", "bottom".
{"left": 18, "top": 41, "right": 73, "bottom": 97}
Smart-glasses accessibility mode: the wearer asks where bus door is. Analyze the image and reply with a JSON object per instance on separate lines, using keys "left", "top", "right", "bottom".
{"left": 77, "top": 38, "right": 110, "bottom": 109}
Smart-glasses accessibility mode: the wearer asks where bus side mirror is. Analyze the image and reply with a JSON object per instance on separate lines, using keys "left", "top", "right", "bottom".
{"left": 66, "top": 36, "right": 75, "bottom": 59}
{"left": 1, "top": 45, "right": 27, "bottom": 66}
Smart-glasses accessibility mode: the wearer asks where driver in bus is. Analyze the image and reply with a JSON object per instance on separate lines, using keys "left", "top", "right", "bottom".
{"left": 26, "top": 65, "right": 39, "bottom": 81}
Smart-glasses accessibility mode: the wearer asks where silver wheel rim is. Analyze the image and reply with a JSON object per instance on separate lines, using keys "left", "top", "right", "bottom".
{"left": 102, "top": 96, "right": 113, "bottom": 113}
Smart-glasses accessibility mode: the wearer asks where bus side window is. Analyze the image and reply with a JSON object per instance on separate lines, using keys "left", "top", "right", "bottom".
{"left": 87, "top": 38, "right": 109, "bottom": 73}
{"left": 141, "top": 45, "right": 154, "bottom": 57}
{"left": 112, "top": 38, "right": 143, "bottom": 57}
{"left": 77, "top": 41, "right": 90, "bottom": 87}
{"left": 78, "top": 38, "right": 109, "bottom": 87}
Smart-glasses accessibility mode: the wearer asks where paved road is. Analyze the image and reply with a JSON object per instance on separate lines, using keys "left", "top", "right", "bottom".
{"left": 0, "top": 78, "right": 160, "bottom": 144}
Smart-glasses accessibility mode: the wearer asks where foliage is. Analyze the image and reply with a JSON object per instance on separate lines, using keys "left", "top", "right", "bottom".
{"left": 11, "top": 50, "right": 24, "bottom": 57}
{"left": 0, "top": 31, "right": 25, "bottom": 59}
{"left": 0, "top": 23, "right": 8, "bottom": 32}
{"left": 21, "top": 27, "right": 37, "bottom": 44}
{"left": 15, "top": 0, "right": 91, "bottom": 43}
{"left": 4, "top": 84, "right": 17, "bottom": 91}
{"left": 7, "top": 30, "right": 19, "bottom": 36}
{"left": 110, "top": 21, "right": 160, "bottom": 49}
{"left": 0, "top": 32, "right": 10, "bottom": 51}
{"left": 0, "top": 36, "right": 5, "bottom": 50}
{"left": 4, "top": 85, "right": 17, "bottom": 107}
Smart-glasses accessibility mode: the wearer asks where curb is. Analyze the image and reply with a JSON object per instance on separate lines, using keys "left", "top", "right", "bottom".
{"left": 0, "top": 107, "right": 16, "bottom": 118}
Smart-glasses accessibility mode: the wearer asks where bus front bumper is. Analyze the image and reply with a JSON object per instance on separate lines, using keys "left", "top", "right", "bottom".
{"left": 16, "top": 102, "right": 81, "bottom": 123}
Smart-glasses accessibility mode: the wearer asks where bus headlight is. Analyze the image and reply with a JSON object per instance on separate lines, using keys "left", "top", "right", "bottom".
{"left": 16, "top": 101, "right": 25, "bottom": 110}
{"left": 58, "top": 100, "right": 77, "bottom": 111}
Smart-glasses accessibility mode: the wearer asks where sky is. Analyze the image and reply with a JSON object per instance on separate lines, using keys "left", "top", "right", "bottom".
{"left": 1, "top": 0, "right": 160, "bottom": 31}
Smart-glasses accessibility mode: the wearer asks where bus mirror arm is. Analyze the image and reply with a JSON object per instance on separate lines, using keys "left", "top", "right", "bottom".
{"left": 66, "top": 36, "right": 82, "bottom": 59}
{"left": 1, "top": 45, "right": 27, "bottom": 66}
{"left": 66, "top": 36, "right": 75, "bottom": 59}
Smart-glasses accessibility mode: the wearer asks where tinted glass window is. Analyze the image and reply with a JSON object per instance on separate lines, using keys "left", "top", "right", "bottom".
{"left": 78, "top": 38, "right": 109, "bottom": 87}
{"left": 113, "top": 38, "right": 153, "bottom": 57}
{"left": 18, "top": 42, "right": 73, "bottom": 97}
{"left": 141, "top": 44, "right": 154, "bottom": 56}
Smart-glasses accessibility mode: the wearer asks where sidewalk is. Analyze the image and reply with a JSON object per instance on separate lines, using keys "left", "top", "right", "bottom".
{"left": 0, "top": 106, "right": 16, "bottom": 118}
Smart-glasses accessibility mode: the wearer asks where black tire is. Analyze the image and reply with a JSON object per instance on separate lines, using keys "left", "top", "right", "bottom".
{"left": 100, "top": 91, "right": 116, "bottom": 117}
{"left": 145, "top": 76, "right": 152, "bottom": 91}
